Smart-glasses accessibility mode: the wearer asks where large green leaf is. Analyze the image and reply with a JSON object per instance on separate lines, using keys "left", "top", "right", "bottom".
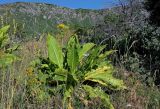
{"left": 83, "top": 46, "right": 99, "bottom": 69}
{"left": 0, "top": 32, "right": 5, "bottom": 48}
{"left": 0, "top": 53, "right": 17, "bottom": 67}
{"left": 78, "top": 43, "right": 95, "bottom": 61}
{"left": 1, "top": 36, "right": 10, "bottom": 49}
{"left": 83, "top": 45, "right": 106, "bottom": 70}
{"left": 83, "top": 85, "right": 114, "bottom": 109}
{"left": 0, "top": 25, "right": 10, "bottom": 34}
{"left": 0, "top": 25, "right": 10, "bottom": 48}
{"left": 94, "top": 50, "right": 117, "bottom": 66}
{"left": 84, "top": 66, "right": 126, "bottom": 90}
{"left": 67, "top": 36, "right": 79, "bottom": 73}
{"left": 47, "top": 34, "right": 63, "bottom": 68}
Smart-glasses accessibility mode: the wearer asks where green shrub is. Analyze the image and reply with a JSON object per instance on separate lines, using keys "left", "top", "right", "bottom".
{"left": 29, "top": 34, "right": 126, "bottom": 108}
{"left": 113, "top": 25, "right": 160, "bottom": 85}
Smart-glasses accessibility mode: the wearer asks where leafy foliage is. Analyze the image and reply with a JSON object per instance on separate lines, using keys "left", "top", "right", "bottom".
{"left": 0, "top": 25, "right": 18, "bottom": 68}
{"left": 30, "top": 34, "right": 126, "bottom": 108}
{"left": 145, "top": 0, "right": 160, "bottom": 26}
{"left": 113, "top": 24, "right": 160, "bottom": 85}
{"left": 83, "top": 85, "right": 114, "bottom": 109}
{"left": 47, "top": 34, "right": 63, "bottom": 68}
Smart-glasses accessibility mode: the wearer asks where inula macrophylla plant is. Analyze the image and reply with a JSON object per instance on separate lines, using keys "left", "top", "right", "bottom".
{"left": 30, "top": 34, "right": 126, "bottom": 109}
{"left": 0, "top": 25, "right": 18, "bottom": 68}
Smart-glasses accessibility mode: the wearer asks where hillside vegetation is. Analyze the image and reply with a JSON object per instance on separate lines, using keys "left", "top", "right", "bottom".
{"left": 0, "top": 2, "right": 106, "bottom": 39}
{"left": 0, "top": 1, "right": 160, "bottom": 109}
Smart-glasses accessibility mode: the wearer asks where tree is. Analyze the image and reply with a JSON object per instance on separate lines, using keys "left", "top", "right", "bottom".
{"left": 145, "top": 0, "right": 160, "bottom": 26}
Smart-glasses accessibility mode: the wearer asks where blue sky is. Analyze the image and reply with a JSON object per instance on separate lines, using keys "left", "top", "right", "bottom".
{"left": 0, "top": 0, "right": 120, "bottom": 9}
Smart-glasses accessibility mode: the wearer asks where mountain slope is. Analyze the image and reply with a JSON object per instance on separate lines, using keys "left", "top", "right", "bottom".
{"left": 0, "top": 2, "right": 106, "bottom": 39}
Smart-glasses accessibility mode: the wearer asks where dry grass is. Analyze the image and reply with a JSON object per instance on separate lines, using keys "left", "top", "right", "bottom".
{"left": 111, "top": 68, "right": 160, "bottom": 109}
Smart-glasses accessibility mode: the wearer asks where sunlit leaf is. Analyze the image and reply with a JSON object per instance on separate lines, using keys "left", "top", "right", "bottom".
{"left": 85, "top": 66, "right": 126, "bottom": 90}
{"left": 0, "top": 53, "right": 17, "bottom": 67}
{"left": 67, "top": 36, "right": 79, "bottom": 73}
{"left": 47, "top": 34, "right": 63, "bottom": 68}
{"left": 0, "top": 25, "right": 10, "bottom": 34}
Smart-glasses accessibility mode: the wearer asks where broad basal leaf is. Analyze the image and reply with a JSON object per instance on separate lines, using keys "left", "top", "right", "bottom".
{"left": 0, "top": 25, "right": 10, "bottom": 34}
{"left": 1, "top": 36, "right": 10, "bottom": 48}
{"left": 0, "top": 52, "right": 17, "bottom": 67}
{"left": 83, "top": 85, "right": 114, "bottom": 109}
{"left": 0, "top": 32, "right": 9, "bottom": 48}
{"left": 47, "top": 34, "right": 63, "bottom": 68}
{"left": 84, "top": 45, "right": 106, "bottom": 70}
{"left": 67, "top": 36, "right": 79, "bottom": 73}
{"left": 84, "top": 66, "right": 126, "bottom": 90}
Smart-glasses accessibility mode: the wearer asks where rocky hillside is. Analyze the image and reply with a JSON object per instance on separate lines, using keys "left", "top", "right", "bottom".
{"left": 0, "top": 2, "right": 107, "bottom": 39}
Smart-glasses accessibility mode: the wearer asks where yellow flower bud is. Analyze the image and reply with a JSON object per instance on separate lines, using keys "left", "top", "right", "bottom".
{"left": 57, "top": 23, "right": 69, "bottom": 30}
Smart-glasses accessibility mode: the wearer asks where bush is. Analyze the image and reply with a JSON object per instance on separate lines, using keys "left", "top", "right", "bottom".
{"left": 113, "top": 24, "right": 160, "bottom": 85}
{"left": 28, "top": 34, "right": 126, "bottom": 108}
